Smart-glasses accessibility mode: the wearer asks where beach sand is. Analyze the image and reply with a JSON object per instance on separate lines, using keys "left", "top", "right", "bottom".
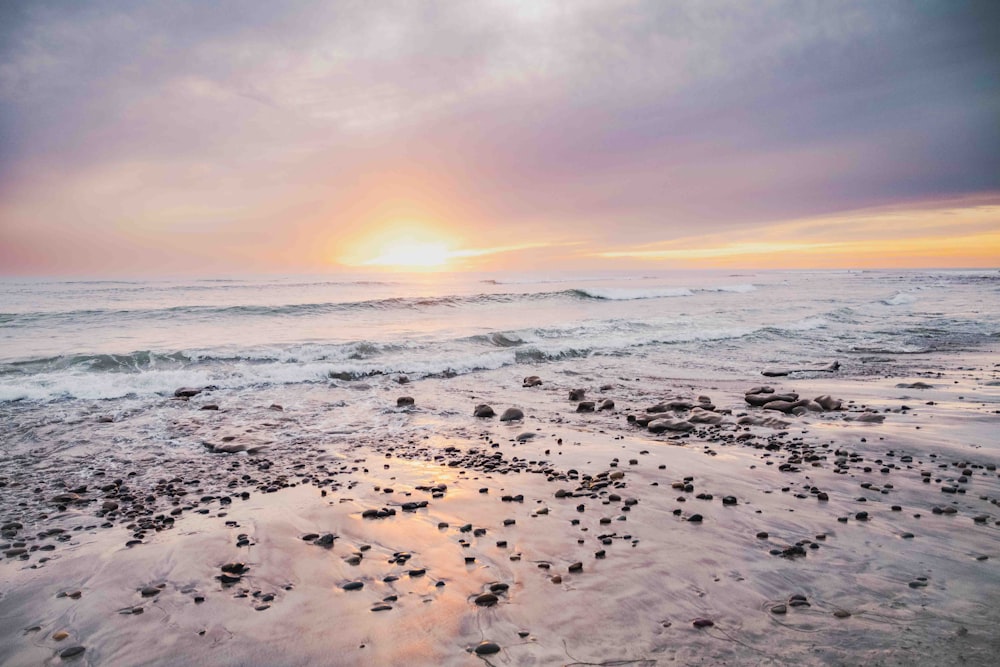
{"left": 2, "top": 353, "right": 999, "bottom": 666}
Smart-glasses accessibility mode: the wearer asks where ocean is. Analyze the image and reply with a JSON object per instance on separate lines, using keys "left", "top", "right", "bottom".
{"left": 1, "top": 269, "right": 998, "bottom": 403}
{"left": 2, "top": 268, "right": 1000, "bottom": 667}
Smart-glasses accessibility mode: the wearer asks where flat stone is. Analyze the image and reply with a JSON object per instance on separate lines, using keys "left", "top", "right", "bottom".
{"left": 474, "top": 641, "right": 501, "bottom": 655}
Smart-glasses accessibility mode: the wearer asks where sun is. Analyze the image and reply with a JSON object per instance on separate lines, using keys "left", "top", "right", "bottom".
{"left": 363, "top": 240, "right": 451, "bottom": 268}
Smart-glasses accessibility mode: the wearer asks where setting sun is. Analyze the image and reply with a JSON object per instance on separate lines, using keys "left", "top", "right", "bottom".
{"left": 363, "top": 240, "right": 451, "bottom": 268}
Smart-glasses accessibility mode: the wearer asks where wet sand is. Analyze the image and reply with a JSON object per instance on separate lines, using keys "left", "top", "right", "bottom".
{"left": 2, "top": 353, "right": 999, "bottom": 666}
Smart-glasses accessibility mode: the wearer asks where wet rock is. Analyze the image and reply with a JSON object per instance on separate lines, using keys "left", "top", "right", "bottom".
{"left": 174, "top": 387, "right": 202, "bottom": 397}
{"left": 522, "top": 376, "right": 542, "bottom": 387}
{"left": 692, "top": 618, "right": 714, "bottom": 628}
{"left": 648, "top": 418, "right": 694, "bottom": 433}
{"left": 60, "top": 646, "right": 86, "bottom": 659}
{"left": 474, "top": 641, "right": 501, "bottom": 655}
{"left": 576, "top": 401, "right": 596, "bottom": 413}
{"left": 52, "top": 630, "right": 69, "bottom": 641}
{"left": 771, "top": 604, "right": 787, "bottom": 614}
{"left": 474, "top": 404, "right": 496, "bottom": 418}
{"left": 140, "top": 587, "right": 161, "bottom": 597}
{"left": 568, "top": 562, "right": 583, "bottom": 573}
{"left": 815, "top": 395, "right": 842, "bottom": 410}
{"left": 474, "top": 593, "right": 499, "bottom": 607}
{"left": 500, "top": 408, "right": 524, "bottom": 422}
{"left": 396, "top": 396, "right": 415, "bottom": 407}
{"left": 598, "top": 399, "right": 615, "bottom": 411}
{"left": 342, "top": 581, "right": 364, "bottom": 591}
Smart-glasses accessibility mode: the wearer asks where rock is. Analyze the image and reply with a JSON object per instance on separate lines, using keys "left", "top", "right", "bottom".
{"left": 851, "top": 412, "right": 886, "bottom": 423}
{"left": 648, "top": 418, "right": 694, "bottom": 433}
{"left": 762, "top": 400, "right": 803, "bottom": 414}
{"left": 52, "top": 630, "right": 69, "bottom": 641}
{"left": 474, "top": 593, "right": 499, "bottom": 606}
{"left": 770, "top": 604, "right": 787, "bottom": 614}
{"left": 522, "top": 376, "right": 542, "bottom": 387}
{"left": 315, "top": 533, "right": 337, "bottom": 546}
{"left": 140, "top": 587, "right": 160, "bottom": 597}
{"left": 371, "top": 604, "right": 393, "bottom": 612}
{"left": 174, "top": 387, "right": 202, "bottom": 398}
{"left": 687, "top": 514, "right": 703, "bottom": 523}
{"left": 896, "top": 382, "right": 933, "bottom": 389}
{"left": 721, "top": 496, "right": 737, "bottom": 506}
{"left": 763, "top": 361, "right": 839, "bottom": 377}
{"left": 200, "top": 404, "right": 219, "bottom": 411}
{"left": 396, "top": 396, "right": 415, "bottom": 407}
{"left": 692, "top": 618, "right": 714, "bottom": 628}
{"left": 745, "top": 392, "right": 798, "bottom": 406}
{"left": 598, "top": 399, "right": 615, "bottom": 410}
{"left": 815, "top": 395, "right": 842, "bottom": 411}
{"left": 569, "top": 389, "right": 586, "bottom": 401}
{"left": 500, "top": 407, "right": 524, "bottom": 422}
{"left": 568, "top": 562, "right": 583, "bottom": 573}
{"left": 834, "top": 609, "right": 851, "bottom": 618}
{"left": 342, "top": 581, "right": 364, "bottom": 591}
{"left": 516, "top": 432, "right": 536, "bottom": 441}
{"left": 576, "top": 401, "right": 595, "bottom": 412}
{"left": 474, "top": 641, "right": 501, "bottom": 655}
{"left": 474, "top": 404, "right": 495, "bottom": 418}
{"left": 60, "top": 646, "right": 86, "bottom": 659}
{"left": 688, "top": 407, "right": 723, "bottom": 424}
{"left": 221, "top": 562, "right": 248, "bottom": 574}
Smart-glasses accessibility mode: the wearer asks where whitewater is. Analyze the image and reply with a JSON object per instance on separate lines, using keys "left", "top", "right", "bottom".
{"left": 1, "top": 269, "right": 998, "bottom": 402}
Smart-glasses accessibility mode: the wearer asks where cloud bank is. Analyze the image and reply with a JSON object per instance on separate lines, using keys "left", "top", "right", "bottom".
{"left": 1, "top": 1, "right": 998, "bottom": 274}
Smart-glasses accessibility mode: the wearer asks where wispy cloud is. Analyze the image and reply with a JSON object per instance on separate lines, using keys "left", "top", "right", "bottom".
{"left": 1, "top": 1, "right": 998, "bottom": 274}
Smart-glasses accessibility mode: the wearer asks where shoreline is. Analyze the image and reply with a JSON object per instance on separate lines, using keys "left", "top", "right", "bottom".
{"left": 2, "top": 352, "right": 999, "bottom": 666}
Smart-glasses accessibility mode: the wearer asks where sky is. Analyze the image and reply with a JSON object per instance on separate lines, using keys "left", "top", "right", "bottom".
{"left": 1, "top": 0, "right": 998, "bottom": 276}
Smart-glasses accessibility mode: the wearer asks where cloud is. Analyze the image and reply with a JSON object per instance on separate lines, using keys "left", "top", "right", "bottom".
{"left": 1, "top": 1, "right": 998, "bottom": 274}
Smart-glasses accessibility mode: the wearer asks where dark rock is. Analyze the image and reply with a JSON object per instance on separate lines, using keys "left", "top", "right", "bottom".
{"left": 174, "top": 387, "right": 202, "bottom": 398}
{"left": 500, "top": 407, "right": 524, "bottom": 422}
{"left": 522, "top": 376, "right": 542, "bottom": 387}
{"left": 474, "top": 593, "right": 498, "bottom": 606}
{"left": 474, "top": 404, "right": 495, "bottom": 418}
{"left": 598, "top": 399, "right": 615, "bottom": 410}
{"left": 692, "top": 618, "right": 714, "bottom": 628}
{"left": 569, "top": 389, "right": 586, "bottom": 401}
{"left": 60, "top": 647, "right": 86, "bottom": 659}
{"left": 576, "top": 401, "right": 595, "bottom": 413}
{"left": 342, "top": 581, "right": 364, "bottom": 591}
{"left": 474, "top": 641, "right": 501, "bottom": 655}
{"left": 396, "top": 396, "right": 415, "bottom": 407}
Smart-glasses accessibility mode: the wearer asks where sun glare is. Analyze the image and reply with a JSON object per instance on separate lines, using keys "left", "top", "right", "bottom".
{"left": 363, "top": 240, "right": 451, "bottom": 269}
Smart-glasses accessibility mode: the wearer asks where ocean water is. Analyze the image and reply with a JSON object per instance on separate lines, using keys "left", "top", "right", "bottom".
{"left": 1, "top": 269, "right": 998, "bottom": 403}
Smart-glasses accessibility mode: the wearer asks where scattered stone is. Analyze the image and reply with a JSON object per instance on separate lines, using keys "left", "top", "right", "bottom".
{"left": 474, "top": 641, "right": 501, "bottom": 655}
{"left": 60, "top": 646, "right": 86, "bottom": 659}
{"left": 474, "top": 593, "right": 499, "bottom": 607}
{"left": 474, "top": 404, "right": 495, "bottom": 418}
{"left": 500, "top": 408, "right": 524, "bottom": 422}
{"left": 396, "top": 396, "right": 415, "bottom": 407}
